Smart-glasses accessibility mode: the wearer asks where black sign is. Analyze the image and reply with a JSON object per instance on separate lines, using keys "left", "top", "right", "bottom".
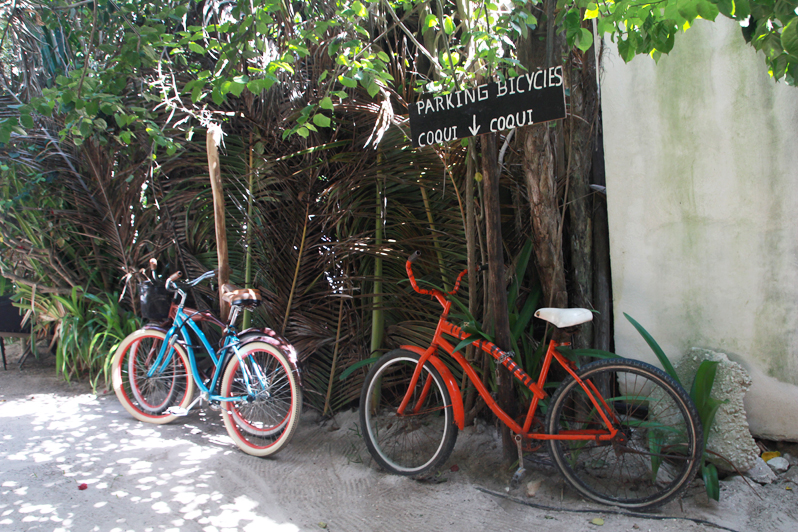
{"left": 408, "top": 66, "right": 567, "bottom": 148}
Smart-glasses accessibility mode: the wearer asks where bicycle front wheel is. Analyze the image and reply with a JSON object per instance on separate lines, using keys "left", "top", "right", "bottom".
{"left": 220, "top": 341, "right": 302, "bottom": 457}
{"left": 359, "top": 350, "right": 458, "bottom": 476}
{"left": 546, "top": 358, "right": 702, "bottom": 510}
{"left": 112, "top": 329, "right": 194, "bottom": 424}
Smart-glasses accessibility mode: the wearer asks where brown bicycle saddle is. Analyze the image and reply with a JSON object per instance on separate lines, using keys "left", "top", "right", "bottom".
{"left": 220, "top": 283, "right": 263, "bottom": 307}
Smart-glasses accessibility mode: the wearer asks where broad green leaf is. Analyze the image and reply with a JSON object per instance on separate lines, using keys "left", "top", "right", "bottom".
{"left": 320, "top": 96, "right": 334, "bottom": 110}
{"left": 338, "top": 75, "right": 358, "bottom": 88}
{"left": 188, "top": 42, "right": 205, "bottom": 55}
{"left": 312, "top": 114, "right": 331, "bottom": 127}
{"left": 425, "top": 14, "right": 438, "bottom": 29}
{"left": 677, "top": 0, "right": 700, "bottom": 21}
{"left": 696, "top": 0, "right": 720, "bottom": 20}
{"left": 783, "top": 20, "right": 798, "bottom": 58}
{"left": 623, "top": 313, "right": 681, "bottom": 386}
{"left": 443, "top": 15, "right": 455, "bottom": 35}
{"left": 716, "top": 0, "right": 734, "bottom": 17}
{"left": 228, "top": 81, "right": 246, "bottom": 97}
{"left": 20, "top": 114, "right": 34, "bottom": 129}
{"left": 352, "top": 0, "right": 367, "bottom": 17}
{"left": 576, "top": 27, "right": 594, "bottom": 52}
{"left": 297, "top": 126, "right": 309, "bottom": 138}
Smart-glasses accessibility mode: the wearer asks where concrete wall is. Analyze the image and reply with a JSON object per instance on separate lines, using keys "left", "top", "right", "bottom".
{"left": 601, "top": 18, "right": 798, "bottom": 440}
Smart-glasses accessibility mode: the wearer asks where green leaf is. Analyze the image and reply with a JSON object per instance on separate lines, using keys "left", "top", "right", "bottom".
{"left": 677, "top": 0, "right": 700, "bottom": 21}
{"left": 320, "top": 96, "right": 334, "bottom": 110}
{"left": 297, "top": 126, "right": 309, "bottom": 138}
{"left": 20, "top": 114, "right": 34, "bottom": 129}
{"left": 425, "top": 14, "right": 438, "bottom": 29}
{"left": 338, "top": 75, "right": 358, "bottom": 88}
{"left": 312, "top": 114, "right": 331, "bottom": 127}
{"left": 716, "top": 0, "right": 734, "bottom": 17}
{"left": 696, "top": 0, "right": 720, "bottom": 20}
{"left": 452, "top": 337, "right": 479, "bottom": 354}
{"left": 228, "top": 81, "right": 246, "bottom": 97}
{"left": 443, "top": 15, "right": 455, "bottom": 35}
{"left": 623, "top": 313, "right": 681, "bottom": 386}
{"left": 702, "top": 463, "right": 720, "bottom": 501}
{"left": 188, "top": 42, "right": 206, "bottom": 55}
{"left": 511, "top": 287, "right": 540, "bottom": 341}
{"left": 339, "top": 356, "right": 380, "bottom": 381}
{"left": 576, "top": 27, "right": 594, "bottom": 52}
{"left": 783, "top": 20, "right": 798, "bottom": 58}
{"left": 352, "top": 0, "right": 367, "bottom": 17}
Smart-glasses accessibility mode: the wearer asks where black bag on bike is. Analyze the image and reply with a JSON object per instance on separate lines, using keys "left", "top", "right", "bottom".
{"left": 139, "top": 281, "right": 173, "bottom": 322}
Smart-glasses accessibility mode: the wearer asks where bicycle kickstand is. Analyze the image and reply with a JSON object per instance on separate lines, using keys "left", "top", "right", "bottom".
{"left": 510, "top": 433, "right": 526, "bottom": 487}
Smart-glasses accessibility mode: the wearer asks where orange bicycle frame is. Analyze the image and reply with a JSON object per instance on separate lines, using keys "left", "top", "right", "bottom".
{"left": 398, "top": 253, "right": 619, "bottom": 443}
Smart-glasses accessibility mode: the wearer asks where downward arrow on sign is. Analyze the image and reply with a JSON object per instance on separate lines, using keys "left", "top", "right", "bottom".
{"left": 468, "top": 115, "right": 481, "bottom": 136}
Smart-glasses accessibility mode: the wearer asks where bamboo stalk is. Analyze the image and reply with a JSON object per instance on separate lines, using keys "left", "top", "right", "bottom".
{"left": 323, "top": 297, "right": 346, "bottom": 417}
{"left": 243, "top": 130, "right": 255, "bottom": 329}
{"left": 281, "top": 202, "right": 309, "bottom": 336}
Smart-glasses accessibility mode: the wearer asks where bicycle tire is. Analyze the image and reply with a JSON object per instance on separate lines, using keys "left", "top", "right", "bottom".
{"left": 545, "top": 358, "right": 703, "bottom": 510}
{"left": 220, "top": 341, "right": 302, "bottom": 457}
{"left": 112, "top": 329, "right": 195, "bottom": 425}
{"left": 359, "top": 350, "right": 458, "bottom": 476}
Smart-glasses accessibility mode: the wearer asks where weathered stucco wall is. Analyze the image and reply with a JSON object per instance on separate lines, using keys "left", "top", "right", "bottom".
{"left": 601, "top": 18, "right": 798, "bottom": 440}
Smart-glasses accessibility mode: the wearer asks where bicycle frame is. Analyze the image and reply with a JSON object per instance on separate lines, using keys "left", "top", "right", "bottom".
{"left": 400, "top": 258, "right": 620, "bottom": 443}
{"left": 144, "top": 305, "right": 261, "bottom": 403}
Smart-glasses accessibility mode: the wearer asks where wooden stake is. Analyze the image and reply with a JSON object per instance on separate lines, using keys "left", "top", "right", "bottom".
{"left": 207, "top": 124, "right": 230, "bottom": 321}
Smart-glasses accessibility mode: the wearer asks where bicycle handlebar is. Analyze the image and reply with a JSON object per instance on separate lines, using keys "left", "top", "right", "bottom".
{"left": 164, "top": 269, "right": 217, "bottom": 291}
{"left": 405, "top": 251, "right": 482, "bottom": 303}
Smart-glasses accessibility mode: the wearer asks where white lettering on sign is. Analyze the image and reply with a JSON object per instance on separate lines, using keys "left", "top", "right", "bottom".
{"left": 490, "top": 110, "right": 534, "bottom": 132}
{"left": 415, "top": 69, "right": 562, "bottom": 117}
{"left": 417, "top": 126, "right": 459, "bottom": 147}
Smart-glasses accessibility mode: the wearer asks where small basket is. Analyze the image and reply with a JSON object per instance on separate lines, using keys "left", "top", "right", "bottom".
{"left": 139, "top": 281, "right": 173, "bottom": 322}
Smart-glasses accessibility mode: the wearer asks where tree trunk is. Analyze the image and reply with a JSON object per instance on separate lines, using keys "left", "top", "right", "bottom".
{"left": 564, "top": 47, "right": 599, "bottom": 347}
{"left": 481, "top": 132, "right": 516, "bottom": 460}
{"left": 522, "top": 125, "right": 567, "bottom": 309}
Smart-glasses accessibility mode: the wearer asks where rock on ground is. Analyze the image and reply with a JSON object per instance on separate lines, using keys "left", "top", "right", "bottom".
{"left": 675, "top": 348, "right": 759, "bottom": 472}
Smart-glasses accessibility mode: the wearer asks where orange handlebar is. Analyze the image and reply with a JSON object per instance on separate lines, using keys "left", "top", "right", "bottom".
{"left": 405, "top": 251, "right": 476, "bottom": 301}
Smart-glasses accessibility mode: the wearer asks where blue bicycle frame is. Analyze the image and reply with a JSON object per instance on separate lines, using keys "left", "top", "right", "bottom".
{"left": 145, "top": 306, "right": 265, "bottom": 403}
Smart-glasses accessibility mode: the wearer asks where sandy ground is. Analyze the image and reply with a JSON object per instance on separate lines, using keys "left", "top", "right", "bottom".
{"left": 2, "top": 342, "right": 798, "bottom": 532}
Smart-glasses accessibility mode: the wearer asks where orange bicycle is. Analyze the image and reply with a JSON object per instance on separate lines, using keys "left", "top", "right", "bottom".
{"left": 359, "top": 251, "right": 702, "bottom": 510}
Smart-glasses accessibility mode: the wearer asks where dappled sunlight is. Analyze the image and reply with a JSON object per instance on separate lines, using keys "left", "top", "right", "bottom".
{"left": 0, "top": 391, "right": 299, "bottom": 531}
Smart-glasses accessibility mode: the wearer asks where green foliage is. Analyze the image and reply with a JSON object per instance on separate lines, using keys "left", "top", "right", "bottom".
{"left": 624, "top": 313, "right": 726, "bottom": 500}
{"left": 562, "top": 0, "right": 798, "bottom": 85}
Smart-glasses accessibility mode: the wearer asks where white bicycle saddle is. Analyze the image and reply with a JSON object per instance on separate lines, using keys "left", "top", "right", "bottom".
{"left": 534, "top": 308, "right": 593, "bottom": 328}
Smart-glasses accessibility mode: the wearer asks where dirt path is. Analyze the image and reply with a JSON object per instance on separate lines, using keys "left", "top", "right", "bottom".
{"left": 1, "top": 346, "right": 796, "bottom": 532}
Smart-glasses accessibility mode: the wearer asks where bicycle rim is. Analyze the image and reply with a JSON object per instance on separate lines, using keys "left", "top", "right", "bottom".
{"left": 360, "top": 351, "right": 457, "bottom": 476}
{"left": 221, "top": 343, "right": 301, "bottom": 456}
{"left": 546, "top": 359, "right": 702, "bottom": 510}
{"left": 113, "top": 330, "right": 193, "bottom": 423}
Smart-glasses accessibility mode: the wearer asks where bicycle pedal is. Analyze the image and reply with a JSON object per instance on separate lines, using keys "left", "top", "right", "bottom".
{"left": 208, "top": 402, "right": 221, "bottom": 411}
{"left": 166, "top": 406, "right": 189, "bottom": 416}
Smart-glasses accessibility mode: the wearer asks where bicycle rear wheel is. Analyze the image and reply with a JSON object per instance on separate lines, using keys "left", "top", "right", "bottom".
{"left": 545, "top": 358, "right": 702, "bottom": 510}
{"left": 112, "top": 329, "right": 194, "bottom": 424}
{"left": 220, "top": 341, "right": 302, "bottom": 457}
{"left": 359, "top": 350, "right": 458, "bottom": 476}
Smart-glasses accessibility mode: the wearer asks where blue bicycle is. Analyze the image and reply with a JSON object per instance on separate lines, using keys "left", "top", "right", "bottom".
{"left": 111, "top": 268, "right": 302, "bottom": 457}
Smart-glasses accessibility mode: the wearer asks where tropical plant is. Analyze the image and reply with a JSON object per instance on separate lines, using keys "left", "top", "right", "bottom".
{"left": 624, "top": 313, "right": 726, "bottom": 501}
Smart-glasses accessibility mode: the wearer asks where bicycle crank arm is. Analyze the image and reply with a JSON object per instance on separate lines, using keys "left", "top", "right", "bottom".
{"left": 167, "top": 394, "right": 203, "bottom": 416}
